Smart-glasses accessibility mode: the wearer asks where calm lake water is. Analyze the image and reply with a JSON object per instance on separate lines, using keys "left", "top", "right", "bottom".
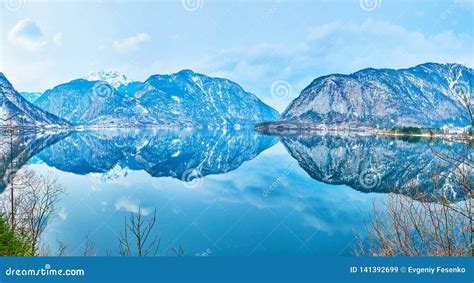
{"left": 0, "top": 129, "right": 467, "bottom": 256}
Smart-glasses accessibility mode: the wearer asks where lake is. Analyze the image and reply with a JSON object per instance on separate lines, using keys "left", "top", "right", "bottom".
{"left": 0, "top": 129, "right": 468, "bottom": 256}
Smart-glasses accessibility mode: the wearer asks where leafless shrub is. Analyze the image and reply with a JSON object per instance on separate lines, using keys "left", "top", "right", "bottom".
{"left": 83, "top": 232, "right": 97, "bottom": 256}
{"left": 171, "top": 242, "right": 185, "bottom": 256}
{"left": 57, "top": 240, "right": 68, "bottom": 256}
{"left": 355, "top": 140, "right": 472, "bottom": 256}
{"left": 451, "top": 81, "right": 473, "bottom": 127}
{"left": 0, "top": 169, "right": 65, "bottom": 255}
{"left": 118, "top": 206, "right": 161, "bottom": 256}
{"left": 355, "top": 190, "right": 471, "bottom": 256}
{"left": 0, "top": 114, "right": 23, "bottom": 231}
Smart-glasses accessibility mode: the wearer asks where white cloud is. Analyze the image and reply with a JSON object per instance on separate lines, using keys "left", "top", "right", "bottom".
{"left": 8, "top": 19, "right": 48, "bottom": 52}
{"left": 112, "top": 33, "right": 151, "bottom": 52}
{"left": 186, "top": 19, "right": 474, "bottom": 111}
{"left": 307, "top": 21, "right": 344, "bottom": 41}
{"left": 303, "top": 19, "right": 474, "bottom": 70}
{"left": 53, "top": 32, "right": 63, "bottom": 46}
{"left": 58, "top": 207, "right": 68, "bottom": 220}
{"left": 1, "top": 58, "right": 56, "bottom": 91}
{"left": 115, "top": 197, "right": 151, "bottom": 215}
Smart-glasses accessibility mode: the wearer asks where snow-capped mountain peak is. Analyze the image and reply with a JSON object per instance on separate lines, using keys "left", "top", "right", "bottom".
{"left": 84, "top": 70, "right": 131, "bottom": 88}
{"left": 0, "top": 73, "right": 70, "bottom": 128}
{"left": 37, "top": 69, "right": 279, "bottom": 127}
{"left": 280, "top": 62, "right": 473, "bottom": 128}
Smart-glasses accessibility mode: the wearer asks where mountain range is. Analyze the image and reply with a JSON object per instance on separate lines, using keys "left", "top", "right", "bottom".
{"left": 33, "top": 70, "right": 279, "bottom": 127}
{"left": 0, "top": 73, "right": 69, "bottom": 128}
{"left": 19, "top": 92, "right": 42, "bottom": 103}
{"left": 261, "top": 63, "right": 472, "bottom": 131}
{"left": 2, "top": 63, "right": 472, "bottom": 130}
{"left": 281, "top": 134, "right": 469, "bottom": 201}
{"left": 84, "top": 70, "right": 132, "bottom": 88}
{"left": 0, "top": 130, "right": 70, "bottom": 191}
{"left": 34, "top": 129, "right": 277, "bottom": 179}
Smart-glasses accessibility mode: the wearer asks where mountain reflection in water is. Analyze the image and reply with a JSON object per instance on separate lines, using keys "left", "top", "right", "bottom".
{"left": 0, "top": 129, "right": 470, "bottom": 256}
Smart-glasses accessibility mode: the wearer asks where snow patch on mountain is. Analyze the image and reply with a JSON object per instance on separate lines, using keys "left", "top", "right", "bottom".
{"left": 281, "top": 63, "right": 473, "bottom": 129}
{"left": 84, "top": 70, "right": 131, "bottom": 88}
{"left": 37, "top": 69, "right": 279, "bottom": 127}
{"left": 0, "top": 73, "right": 70, "bottom": 128}
{"left": 20, "top": 92, "right": 42, "bottom": 103}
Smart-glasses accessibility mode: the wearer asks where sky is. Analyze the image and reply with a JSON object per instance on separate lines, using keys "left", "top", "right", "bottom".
{"left": 1, "top": 0, "right": 473, "bottom": 111}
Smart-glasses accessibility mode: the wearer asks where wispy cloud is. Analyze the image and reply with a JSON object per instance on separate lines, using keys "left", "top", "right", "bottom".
{"left": 8, "top": 19, "right": 47, "bottom": 52}
{"left": 2, "top": 1, "right": 472, "bottom": 101}
{"left": 112, "top": 33, "right": 151, "bottom": 52}
{"left": 115, "top": 197, "right": 151, "bottom": 215}
{"left": 53, "top": 32, "right": 63, "bottom": 46}
{"left": 188, "top": 19, "right": 474, "bottom": 111}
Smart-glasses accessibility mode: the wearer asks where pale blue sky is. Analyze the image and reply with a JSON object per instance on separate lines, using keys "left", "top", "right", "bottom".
{"left": 1, "top": 0, "right": 473, "bottom": 111}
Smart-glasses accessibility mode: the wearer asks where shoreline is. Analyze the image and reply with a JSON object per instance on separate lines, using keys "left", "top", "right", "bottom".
{"left": 377, "top": 131, "right": 473, "bottom": 142}
{"left": 0, "top": 123, "right": 472, "bottom": 142}
{"left": 254, "top": 121, "right": 473, "bottom": 142}
{"left": 0, "top": 124, "right": 255, "bottom": 134}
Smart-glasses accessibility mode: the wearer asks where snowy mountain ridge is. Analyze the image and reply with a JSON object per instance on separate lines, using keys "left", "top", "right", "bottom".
{"left": 35, "top": 69, "right": 280, "bottom": 127}
{"left": 279, "top": 63, "right": 473, "bottom": 129}
{"left": 0, "top": 73, "right": 70, "bottom": 128}
{"left": 84, "top": 70, "right": 132, "bottom": 88}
